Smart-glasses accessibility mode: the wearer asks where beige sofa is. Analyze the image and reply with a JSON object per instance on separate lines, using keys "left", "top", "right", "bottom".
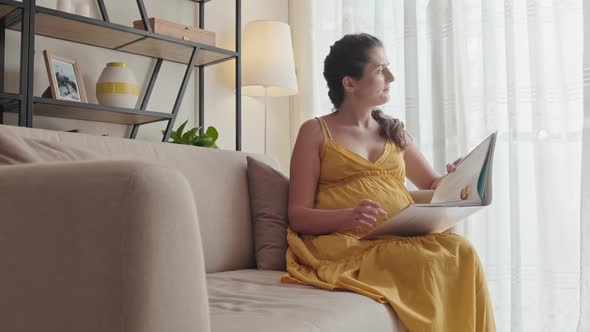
{"left": 0, "top": 125, "right": 406, "bottom": 332}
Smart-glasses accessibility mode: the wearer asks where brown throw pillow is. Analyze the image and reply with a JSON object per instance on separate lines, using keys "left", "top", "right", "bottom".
{"left": 0, "top": 129, "right": 98, "bottom": 165}
{"left": 246, "top": 156, "right": 289, "bottom": 271}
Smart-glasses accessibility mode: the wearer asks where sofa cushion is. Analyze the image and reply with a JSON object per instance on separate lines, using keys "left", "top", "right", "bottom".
{"left": 246, "top": 157, "right": 289, "bottom": 271}
{"left": 207, "top": 269, "right": 406, "bottom": 332}
{"left": 0, "top": 129, "right": 98, "bottom": 164}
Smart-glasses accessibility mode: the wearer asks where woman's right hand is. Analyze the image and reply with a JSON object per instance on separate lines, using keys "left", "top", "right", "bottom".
{"left": 340, "top": 199, "right": 387, "bottom": 232}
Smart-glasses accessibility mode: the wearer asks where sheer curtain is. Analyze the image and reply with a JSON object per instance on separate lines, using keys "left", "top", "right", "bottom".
{"left": 290, "top": 0, "right": 585, "bottom": 330}
{"left": 581, "top": 0, "right": 590, "bottom": 330}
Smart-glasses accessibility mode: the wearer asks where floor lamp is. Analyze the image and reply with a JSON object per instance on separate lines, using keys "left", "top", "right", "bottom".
{"left": 242, "top": 20, "right": 298, "bottom": 154}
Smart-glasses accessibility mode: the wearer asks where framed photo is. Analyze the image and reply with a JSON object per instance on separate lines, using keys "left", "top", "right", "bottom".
{"left": 43, "top": 50, "right": 87, "bottom": 103}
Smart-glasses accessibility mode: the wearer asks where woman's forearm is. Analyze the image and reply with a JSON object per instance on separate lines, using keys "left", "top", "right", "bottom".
{"left": 288, "top": 207, "right": 352, "bottom": 235}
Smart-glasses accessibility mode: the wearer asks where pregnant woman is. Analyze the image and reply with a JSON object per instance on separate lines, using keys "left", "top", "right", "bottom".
{"left": 282, "top": 33, "right": 496, "bottom": 332}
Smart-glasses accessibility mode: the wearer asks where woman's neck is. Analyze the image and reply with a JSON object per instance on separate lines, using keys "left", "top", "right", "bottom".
{"left": 336, "top": 100, "right": 374, "bottom": 128}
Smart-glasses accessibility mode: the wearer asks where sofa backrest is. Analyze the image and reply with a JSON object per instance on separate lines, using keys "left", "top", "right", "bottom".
{"left": 2, "top": 125, "right": 279, "bottom": 273}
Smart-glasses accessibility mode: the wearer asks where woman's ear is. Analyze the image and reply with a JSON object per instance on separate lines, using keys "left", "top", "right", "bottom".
{"left": 342, "top": 76, "right": 356, "bottom": 93}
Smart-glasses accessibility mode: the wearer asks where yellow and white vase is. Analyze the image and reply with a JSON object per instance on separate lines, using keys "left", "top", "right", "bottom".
{"left": 96, "top": 62, "right": 139, "bottom": 109}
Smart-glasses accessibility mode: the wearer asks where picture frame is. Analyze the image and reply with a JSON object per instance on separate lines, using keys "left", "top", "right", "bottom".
{"left": 43, "top": 50, "right": 87, "bottom": 103}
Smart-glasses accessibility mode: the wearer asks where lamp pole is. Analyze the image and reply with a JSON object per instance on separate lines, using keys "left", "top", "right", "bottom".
{"left": 264, "top": 86, "right": 268, "bottom": 154}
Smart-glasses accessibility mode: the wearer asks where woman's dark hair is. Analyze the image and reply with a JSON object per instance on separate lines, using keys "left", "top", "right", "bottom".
{"left": 323, "top": 33, "right": 408, "bottom": 150}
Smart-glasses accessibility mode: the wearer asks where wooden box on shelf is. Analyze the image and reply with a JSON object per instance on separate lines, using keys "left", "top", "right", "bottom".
{"left": 133, "top": 17, "right": 216, "bottom": 46}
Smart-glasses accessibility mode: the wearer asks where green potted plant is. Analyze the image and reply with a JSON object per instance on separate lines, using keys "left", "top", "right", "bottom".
{"left": 165, "top": 120, "right": 219, "bottom": 148}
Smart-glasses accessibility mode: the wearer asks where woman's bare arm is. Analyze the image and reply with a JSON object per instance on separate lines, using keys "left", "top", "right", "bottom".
{"left": 404, "top": 136, "right": 444, "bottom": 190}
{"left": 404, "top": 136, "right": 461, "bottom": 190}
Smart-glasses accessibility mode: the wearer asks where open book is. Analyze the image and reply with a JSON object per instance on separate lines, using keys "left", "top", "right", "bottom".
{"left": 361, "top": 132, "right": 497, "bottom": 239}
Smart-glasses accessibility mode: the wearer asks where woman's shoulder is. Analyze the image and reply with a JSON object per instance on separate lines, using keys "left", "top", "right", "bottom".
{"left": 299, "top": 117, "right": 325, "bottom": 137}
{"left": 299, "top": 111, "right": 339, "bottom": 138}
{"left": 317, "top": 113, "right": 336, "bottom": 122}
{"left": 295, "top": 118, "right": 325, "bottom": 150}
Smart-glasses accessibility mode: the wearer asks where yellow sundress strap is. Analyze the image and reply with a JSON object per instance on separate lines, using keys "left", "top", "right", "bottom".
{"left": 315, "top": 117, "right": 333, "bottom": 141}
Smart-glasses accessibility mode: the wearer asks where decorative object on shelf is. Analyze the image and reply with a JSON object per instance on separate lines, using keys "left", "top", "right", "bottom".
{"left": 96, "top": 62, "right": 139, "bottom": 109}
{"left": 56, "top": 0, "right": 74, "bottom": 13}
{"left": 75, "top": 2, "right": 91, "bottom": 17}
{"left": 242, "top": 20, "right": 298, "bottom": 154}
{"left": 133, "top": 17, "right": 216, "bottom": 46}
{"left": 43, "top": 50, "right": 88, "bottom": 103}
{"left": 166, "top": 120, "right": 219, "bottom": 148}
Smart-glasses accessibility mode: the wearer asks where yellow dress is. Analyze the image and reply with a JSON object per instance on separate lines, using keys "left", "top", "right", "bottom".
{"left": 281, "top": 117, "right": 495, "bottom": 332}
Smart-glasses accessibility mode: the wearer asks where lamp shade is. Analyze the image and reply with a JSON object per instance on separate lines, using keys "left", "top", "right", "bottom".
{"left": 242, "top": 20, "right": 298, "bottom": 97}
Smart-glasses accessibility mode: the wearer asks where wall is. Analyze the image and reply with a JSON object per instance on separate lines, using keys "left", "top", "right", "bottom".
{"left": 3, "top": 0, "right": 292, "bottom": 172}
{"left": 201, "top": 0, "right": 292, "bottom": 172}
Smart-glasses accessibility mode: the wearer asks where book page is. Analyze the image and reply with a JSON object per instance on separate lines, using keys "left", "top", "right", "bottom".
{"left": 430, "top": 133, "right": 495, "bottom": 204}
{"left": 361, "top": 205, "right": 483, "bottom": 238}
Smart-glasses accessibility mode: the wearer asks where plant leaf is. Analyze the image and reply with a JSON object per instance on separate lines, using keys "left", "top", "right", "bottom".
{"left": 198, "top": 136, "right": 213, "bottom": 147}
{"left": 170, "top": 130, "right": 181, "bottom": 142}
{"left": 191, "top": 135, "right": 203, "bottom": 145}
{"left": 182, "top": 127, "right": 198, "bottom": 141}
{"left": 175, "top": 120, "right": 188, "bottom": 137}
{"left": 205, "top": 126, "right": 219, "bottom": 142}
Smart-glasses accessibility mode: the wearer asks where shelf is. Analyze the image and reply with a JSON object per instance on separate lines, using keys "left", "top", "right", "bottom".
{"left": 0, "top": 0, "right": 21, "bottom": 19}
{"left": 1, "top": 0, "right": 242, "bottom": 148}
{"left": 0, "top": 5, "right": 15, "bottom": 19}
{"left": 0, "top": 92, "right": 21, "bottom": 113}
{"left": 24, "top": 97, "right": 172, "bottom": 125}
{"left": 7, "top": 6, "right": 238, "bottom": 67}
{"left": 0, "top": 91, "right": 21, "bottom": 101}
{"left": 32, "top": 98, "right": 173, "bottom": 125}
{"left": 118, "top": 35, "right": 236, "bottom": 67}
{"left": 0, "top": 94, "right": 171, "bottom": 126}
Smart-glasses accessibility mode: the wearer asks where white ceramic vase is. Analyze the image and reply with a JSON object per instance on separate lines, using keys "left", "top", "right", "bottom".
{"left": 56, "top": 0, "right": 74, "bottom": 13}
{"left": 96, "top": 62, "right": 139, "bottom": 109}
{"left": 75, "top": 2, "right": 91, "bottom": 17}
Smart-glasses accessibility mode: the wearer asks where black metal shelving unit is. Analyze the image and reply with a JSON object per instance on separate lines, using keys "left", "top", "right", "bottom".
{"left": 0, "top": 0, "right": 242, "bottom": 150}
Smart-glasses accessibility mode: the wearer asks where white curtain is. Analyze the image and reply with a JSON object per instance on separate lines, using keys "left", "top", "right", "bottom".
{"left": 290, "top": 0, "right": 585, "bottom": 330}
{"left": 581, "top": 0, "right": 590, "bottom": 331}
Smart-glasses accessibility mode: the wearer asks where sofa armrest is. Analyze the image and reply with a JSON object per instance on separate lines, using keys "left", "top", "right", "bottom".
{"left": 409, "top": 190, "right": 435, "bottom": 204}
{"left": 0, "top": 160, "right": 210, "bottom": 332}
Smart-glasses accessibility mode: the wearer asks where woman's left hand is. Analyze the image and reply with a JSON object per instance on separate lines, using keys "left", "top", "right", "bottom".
{"left": 446, "top": 157, "right": 463, "bottom": 173}
{"left": 430, "top": 157, "right": 463, "bottom": 190}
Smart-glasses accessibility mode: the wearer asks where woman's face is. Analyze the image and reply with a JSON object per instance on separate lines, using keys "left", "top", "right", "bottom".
{"left": 345, "top": 47, "right": 395, "bottom": 107}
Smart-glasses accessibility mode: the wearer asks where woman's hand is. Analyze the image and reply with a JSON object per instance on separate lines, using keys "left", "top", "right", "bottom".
{"left": 446, "top": 157, "right": 463, "bottom": 173}
{"left": 339, "top": 199, "right": 387, "bottom": 232}
{"left": 430, "top": 157, "right": 463, "bottom": 190}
